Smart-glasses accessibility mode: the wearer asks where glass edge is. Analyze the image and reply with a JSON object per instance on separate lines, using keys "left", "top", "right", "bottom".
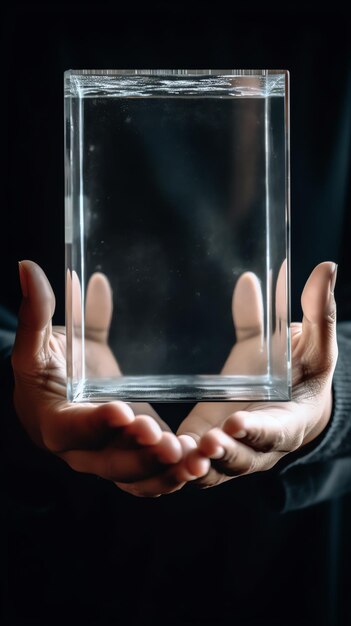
{"left": 285, "top": 70, "right": 292, "bottom": 392}
{"left": 64, "top": 69, "right": 289, "bottom": 77}
{"left": 69, "top": 380, "right": 292, "bottom": 403}
{"left": 71, "top": 394, "right": 292, "bottom": 403}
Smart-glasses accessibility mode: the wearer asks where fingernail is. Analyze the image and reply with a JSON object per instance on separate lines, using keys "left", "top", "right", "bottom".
{"left": 234, "top": 430, "right": 247, "bottom": 439}
{"left": 18, "top": 261, "right": 28, "bottom": 298}
{"left": 210, "top": 446, "right": 225, "bottom": 459}
{"left": 330, "top": 263, "right": 338, "bottom": 295}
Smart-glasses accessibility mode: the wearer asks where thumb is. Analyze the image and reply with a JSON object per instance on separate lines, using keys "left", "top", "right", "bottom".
{"left": 12, "top": 260, "right": 56, "bottom": 373}
{"left": 299, "top": 261, "right": 338, "bottom": 372}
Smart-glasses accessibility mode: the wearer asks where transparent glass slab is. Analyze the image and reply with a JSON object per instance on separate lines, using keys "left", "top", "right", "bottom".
{"left": 65, "top": 69, "right": 291, "bottom": 403}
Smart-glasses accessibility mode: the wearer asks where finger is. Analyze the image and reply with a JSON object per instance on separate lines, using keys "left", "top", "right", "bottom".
{"left": 178, "top": 433, "right": 198, "bottom": 454}
{"left": 197, "top": 428, "right": 279, "bottom": 478}
{"left": 222, "top": 409, "right": 303, "bottom": 453}
{"left": 12, "top": 260, "right": 56, "bottom": 372}
{"left": 299, "top": 261, "right": 338, "bottom": 373}
{"left": 43, "top": 401, "right": 136, "bottom": 452}
{"left": 115, "top": 434, "right": 209, "bottom": 497}
{"left": 177, "top": 401, "right": 249, "bottom": 440}
{"left": 176, "top": 409, "right": 203, "bottom": 441}
{"left": 123, "top": 414, "right": 164, "bottom": 446}
{"left": 232, "top": 272, "right": 264, "bottom": 342}
{"left": 61, "top": 431, "right": 182, "bottom": 483}
{"left": 85, "top": 272, "right": 113, "bottom": 343}
{"left": 178, "top": 435, "right": 211, "bottom": 478}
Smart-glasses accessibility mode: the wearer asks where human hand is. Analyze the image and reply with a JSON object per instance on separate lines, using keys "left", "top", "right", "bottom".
{"left": 177, "top": 262, "right": 338, "bottom": 488}
{"left": 11, "top": 261, "right": 190, "bottom": 486}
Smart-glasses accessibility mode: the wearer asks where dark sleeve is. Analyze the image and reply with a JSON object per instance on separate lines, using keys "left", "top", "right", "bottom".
{"left": 274, "top": 322, "right": 351, "bottom": 512}
{"left": 0, "top": 305, "right": 17, "bottom": 359}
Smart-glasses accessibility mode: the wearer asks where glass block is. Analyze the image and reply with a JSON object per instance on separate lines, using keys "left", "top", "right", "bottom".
{"left": 65, "top": 69, "right": 291, "bottom": 403}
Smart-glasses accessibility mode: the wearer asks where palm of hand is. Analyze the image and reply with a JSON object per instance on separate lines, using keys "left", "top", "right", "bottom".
{"left": 12, "top": 263, "right": 188, "bottom": 490}
{"left": 176, "top": 263, "right": 336, "bottom": 487}
{"left": 13, "top": 273, "right": 128, "bottom": 450}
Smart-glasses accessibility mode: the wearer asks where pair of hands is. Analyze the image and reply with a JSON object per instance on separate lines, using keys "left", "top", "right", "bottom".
{"left": 12, "top": 260, "right": 338, "bottom": 497}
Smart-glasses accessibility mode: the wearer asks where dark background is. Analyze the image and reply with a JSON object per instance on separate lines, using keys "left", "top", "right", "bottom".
{"left": 1, "top": 2, "right": 351, "bottom": 323}
{"left": 1, "top": 3, "right": 351, "bottom": 626}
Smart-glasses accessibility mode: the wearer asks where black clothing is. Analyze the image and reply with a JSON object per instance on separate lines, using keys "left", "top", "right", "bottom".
{"left": 2, "top": 5, "right": 351, "bottom": 626}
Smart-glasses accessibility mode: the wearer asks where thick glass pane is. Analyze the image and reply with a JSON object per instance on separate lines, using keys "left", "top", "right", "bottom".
{"left": 65, "top": 70, "right": 291, "bottom": 402}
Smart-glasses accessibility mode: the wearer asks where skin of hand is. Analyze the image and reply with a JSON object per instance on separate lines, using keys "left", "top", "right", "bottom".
{"left": 11, "top": 260, "right": 338, "bottom": 497}
{"left": 111, "top": 260, "right": 338, "bottom": 497}
{"left": 176, "top": 261, "right": 338, "bottom": 488}
{"left": 12, "top": 261, "right": 209, "bottom": 489}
